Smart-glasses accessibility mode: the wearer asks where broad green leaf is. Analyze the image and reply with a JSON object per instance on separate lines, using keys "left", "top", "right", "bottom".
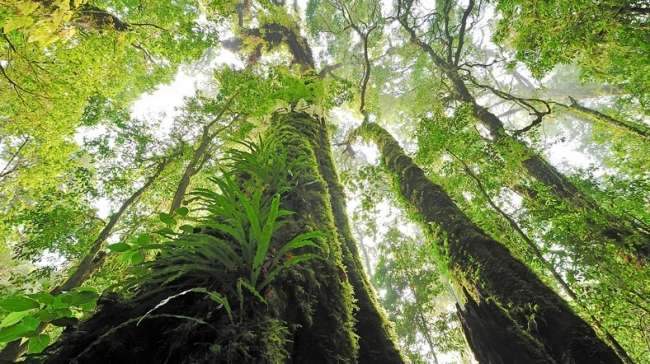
{"left": 1, "top": 311, "right": 32, "bottom": 328}
{"left": 129, "top": 250, "right": 145, "bottom": 265}
{"left": 50, "top": 316, "right": 78, "bottom": 327}
{"left": 108, "top": 242, "right": 131, "bottom": 252}
{"left": 157, "top": 227, "right": 176, "bottom": 236}
{"left": 27, "top": 334, "right": 50, "bottom": 354}
{"left": 28, "top": 292, "right": 54, "bottom": 305}
{"left": 0, "top": 295, "right": 40, "bottom": 312}
{"left": 179, "top": 224, "right": 194, "bottom": 234}
{"left": 175, "top": 207, "right": 189, "bottom": 216}
{"left": 59, "top": 290, "right": 98, "bottom": 306}
{"left": 135, "top": 234, "right": 152, "bottom": 245}
{"left": 36, "top": 307, "right": 72, "bottom": 322}
{"left": 0, "top": 316, "right": 40, "bottom": 343}
{"left": 159, "top": 212, "right": 176, "bottom": 225}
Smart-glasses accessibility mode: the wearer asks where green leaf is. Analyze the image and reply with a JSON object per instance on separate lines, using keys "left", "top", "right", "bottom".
{"left": 175, "top": 207, "right": 189, "bottom": 216}
{"left": 135, "top": 234, "right": 152, "bottom": 245}
{"left": 252, "top": 194, "right": 280, "bottom": 284}
{"left": 27, "top": 334, "right": 50, "bottom": 354}
{"left": 0, "top": 295, "right": 40, "bottom": 312}
{"left": 129, "top": 250, "right": 145, "bottom": 265}
{"left": 107, "top": 242, "right": 131, "bottom": 252}
{"left": 3, "top": 16, "right": 34, "bottom": 33}
{"left": 237, "top": 278, "right": 266, "bottom": 305}
{"left": 1, "top": 311, "right": 32, "bottom": 328}
{"left": 179, "top": 224, "right": 194, "bottom": 234}
{"left": 205, "top": 291, "right": 233, "bottom": 323}
{"left": 276, "top": 230, "right": 324, "bottom": 259}
{"left": 260, "top": 253, "right": 321, "bottom": 290}
{"left": 159, "top": 212, "right": 175, "bottom": 225}
{"left": 59, "top": 290, "right": 98, "bottom": 306}
{"left": 157, "top": 227, "right": 176, "bottom": 236}
{"left": 0, "top": 316, "right": 40, "bottom": 343}
{"left": 28, "top": 292, "right": 54, "bottom": 305}
{"left": 36, "top": 307, "right": 72, "bottom": 322}
{"left": 50, "top": 316, "right": 78, "bottom": 327}
{"left": 238, "top": 190, "right": 262, "bottom": 243}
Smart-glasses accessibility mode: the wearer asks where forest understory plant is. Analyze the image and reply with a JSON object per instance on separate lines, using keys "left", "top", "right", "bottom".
{"left": 39, "top": 135, "right": 330, "bottom": 363}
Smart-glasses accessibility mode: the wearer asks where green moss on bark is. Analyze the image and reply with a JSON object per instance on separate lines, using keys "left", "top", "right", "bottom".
{"left": 310, "top": 116, "right": 404, "bottom": 363}
{"left": 265, "top": 112, "right": 358, "bottom": 362}
{"left": 358, "top": 121, "right": 623, "bottom": 364}
{"left": 42, "top": 112, "right": 363, "bottom": 364}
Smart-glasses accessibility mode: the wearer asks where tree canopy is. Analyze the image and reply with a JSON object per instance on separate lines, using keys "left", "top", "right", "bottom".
{"left": 0, "top": 0, "right": 648, "bottom": 363}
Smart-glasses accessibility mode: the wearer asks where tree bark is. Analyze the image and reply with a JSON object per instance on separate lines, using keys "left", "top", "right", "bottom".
{"left": 41, "top": 112, "right": 401, "bottom": 363}
{"left": 358, "top": 121, "right": 622, "bottom": 364}
{"left": 398, "top": 12, "right": 650, "bottom": 262}
{"left": 450, "top": 151, "right": 635, "bottom": 364}
{"left": 311, "top": 118, "right": 404, "bottom": 363}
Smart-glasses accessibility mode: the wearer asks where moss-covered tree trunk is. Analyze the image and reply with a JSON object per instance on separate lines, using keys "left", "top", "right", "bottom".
{"left": 358, "top": 121, "right": 622, "bottom": 364}
{"left": 41, "top": 112, "right": 402, "bottom": 363}
{"left": 311, "top": 117, "right": 403, "bottom": 363}
{"left": 465, "top": 77, "right": 649, "bottom": 262}
{"left": 400, "top": 19, "right": 650, "bottom": 261}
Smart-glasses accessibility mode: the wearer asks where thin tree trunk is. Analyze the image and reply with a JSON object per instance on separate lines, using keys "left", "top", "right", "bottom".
{"left": 0, "top": 157, "right": 170, "bottom": 362}
{"left": 567, "top": 96, "right": 650, "bottom": 141}
{"left": 0, "top": 136, "right": 29, "bottom": 180}
{"left": 168, "top": 99, "right": 239, "bottom": 214}
{"left": 358, "top": 121, "right": 622, "bottom": 364}
{"left": 404, "top": 268, "right": 440, "bottom": 364}
{"left": 416, "top": 310, "right": 440, "bottom": 364}
{"left": 357, "top": 230, "right": 374, "bottom": 276}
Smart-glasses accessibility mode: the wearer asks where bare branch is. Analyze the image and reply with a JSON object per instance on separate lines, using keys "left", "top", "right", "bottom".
{"left": 0, "top": 137, "right": 29, "bottom": 179}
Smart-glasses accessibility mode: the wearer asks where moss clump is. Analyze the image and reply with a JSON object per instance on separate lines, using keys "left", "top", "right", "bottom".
{"left": 261, "top": 319, "right": 291, "bottom": 363}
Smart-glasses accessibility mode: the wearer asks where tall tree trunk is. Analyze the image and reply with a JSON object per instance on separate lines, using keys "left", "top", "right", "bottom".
{"left": 0, "top": 157, "right": 170, "bottom": 363}
{"left": 450, "top": 151, "right": 635, "bottom": 364}
{"left": 398, "top": 15, "right": 650, "bottom": 261}
{"left": 42, "top": 112, "right": 401, "bottom": 363}
{"left": 312, "top": 120, "right": 404, "bottom": 363}
{"left": 169, "top": 96, "right": 238, "bottom": 213}
{"left": 465, "top": 75, "right": 649, "bottom": 262}
{"left": 357, "top": 121, "right": 622, "bottom": 364}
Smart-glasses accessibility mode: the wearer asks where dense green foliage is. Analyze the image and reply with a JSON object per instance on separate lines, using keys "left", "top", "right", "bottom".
{"left": 494, "top": 0, "right": 650, "bottom": 109}
{"left": 0, "top": 0, "right": 648, "bottom": 362}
